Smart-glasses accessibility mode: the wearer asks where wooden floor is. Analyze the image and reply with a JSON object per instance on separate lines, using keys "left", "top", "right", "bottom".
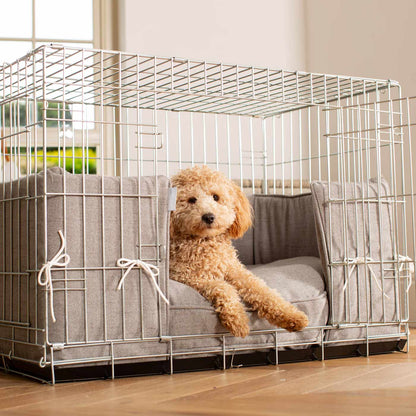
{"left": 1, "top": 342, "right": 416, "bottom": 416}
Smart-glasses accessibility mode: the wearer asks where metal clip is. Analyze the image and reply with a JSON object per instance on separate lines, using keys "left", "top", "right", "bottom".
{"left": 168, "top": 187, "right": 177, "bottom": 211}
{"left": 52, "top": 343, "right": 65, "bottom": 351}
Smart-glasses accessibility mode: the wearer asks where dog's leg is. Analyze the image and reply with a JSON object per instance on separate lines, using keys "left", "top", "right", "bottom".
{"left": 175, "top": 277, "right": 250, "bottom": 337}
{"left": 226, "top": 265, "right": 308, "bottom": 332}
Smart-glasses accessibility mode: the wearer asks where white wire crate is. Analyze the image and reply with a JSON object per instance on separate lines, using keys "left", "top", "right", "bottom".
{"left": 0, "top": 45, "right": 413, "bottom": 383}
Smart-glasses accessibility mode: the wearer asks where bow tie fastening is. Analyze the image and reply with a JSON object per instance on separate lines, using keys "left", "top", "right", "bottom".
{"left": 342, "top": 255, "right": 415, "bottom": 298}
{"left": 116, "top": 258, "right": 169, "bottom": 305}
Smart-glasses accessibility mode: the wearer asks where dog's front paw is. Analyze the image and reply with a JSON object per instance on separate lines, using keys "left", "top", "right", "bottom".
{"left": 263, "top": 307, "right": 308, "bottom": 332}
{"left": 220, "top": 310, "right": 250, "bottom": 338}
{"left": 279, "top": 310, "right": 309, "bottom": 332}
{"left": 227, "top": 320, "right": 250, "bottom": 338}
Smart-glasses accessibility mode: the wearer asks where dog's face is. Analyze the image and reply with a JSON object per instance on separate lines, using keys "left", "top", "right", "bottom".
{"left": 170, "top": 166, "right": 252, "bottom": 239}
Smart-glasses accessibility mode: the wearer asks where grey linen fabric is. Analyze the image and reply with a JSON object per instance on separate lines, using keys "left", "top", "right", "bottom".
{"left": 233, "top": 193, "right": 319, "bottom": 265}
{"left": 311, "top": 178, "right": 400, "bottom": 342}
{"left": 1, "top": 171, "right": 356, "bottom": 367}
{"left": 253, "top": 194, "right": 320, "bottom": 264}
{"left": 0, "top": 173, "right": 46, "bottom": 362}
{"left": 0, "top": 167, "right": 171, "bottom": 363}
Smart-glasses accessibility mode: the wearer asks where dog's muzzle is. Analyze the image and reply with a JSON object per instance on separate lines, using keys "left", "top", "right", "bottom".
{"left": 201, "top": 213, "right": 215, "bottom": 225}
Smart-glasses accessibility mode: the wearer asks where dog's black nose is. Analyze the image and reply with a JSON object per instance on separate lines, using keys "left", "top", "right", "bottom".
{"left": 202, "top": 213, "right": 215, "bottom": 224}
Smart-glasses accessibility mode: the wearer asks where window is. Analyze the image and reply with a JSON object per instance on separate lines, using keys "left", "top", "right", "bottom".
{"left": 0, "top": 0, "right": 96, "bottom": 175}
{"left": 0, "top": 0, "right": 119, "bottom": 176}
{"left": 0, "top": 0, "right": 94, "bottom": 64}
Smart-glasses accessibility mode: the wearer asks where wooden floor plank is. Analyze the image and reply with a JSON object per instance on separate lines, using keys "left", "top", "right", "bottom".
{"left": 0, "top": 340, "right": 415, "bottom": 415}
{"left": 1, "top": 368, "right": 276, "bottom": 414}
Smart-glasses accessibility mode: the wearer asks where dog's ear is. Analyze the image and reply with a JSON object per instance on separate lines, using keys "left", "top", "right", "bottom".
{"left": 228, "top": 183, "right": 252, "bottom": 239}
{"left": 169, "top": 212, "right": 176, "bottom": 240}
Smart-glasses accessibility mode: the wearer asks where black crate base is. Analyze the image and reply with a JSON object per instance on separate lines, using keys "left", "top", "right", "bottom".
{"left": 1, "top": 339, "right": 407, "bottom": 384}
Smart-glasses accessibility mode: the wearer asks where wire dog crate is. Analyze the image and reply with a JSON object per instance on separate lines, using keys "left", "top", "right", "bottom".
{"left": 0, "top": 44, "right": 414, "bottom": 383}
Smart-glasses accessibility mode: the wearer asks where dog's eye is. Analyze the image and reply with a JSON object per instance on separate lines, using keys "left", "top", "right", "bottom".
{"left": 213, "top": 194, "right": 220, "bottom": 202}
{"left": 188, "top": 197, "right": 197, "bottom": 204}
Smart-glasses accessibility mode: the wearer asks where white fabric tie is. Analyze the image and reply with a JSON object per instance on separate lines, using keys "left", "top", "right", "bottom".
{"left": 116, "top": 258, "right": 169, "bottom": 305}
{"left": 37, "top": 230, "right": 70, "bottom": 323}
{"left": 397, "top": 255, "right": 415, "bottom": 274}
{"left": 343, "top": 257, "right": 390, "bottom": 299}
{"left": 397, "top": 255, "right": 415, "bottom": 293}
{"left": 343, "top": 255, "right": 415, "bottom": 298}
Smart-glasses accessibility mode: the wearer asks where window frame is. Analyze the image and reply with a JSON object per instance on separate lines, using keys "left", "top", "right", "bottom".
{"left": 0, "top": 0, "right": 96, "bottom": 51}
{"left": 0, "top": 0, "right": 121, "bottom": 166}
{"left": 0, "top": 0, "right": 118, "bottom": 149}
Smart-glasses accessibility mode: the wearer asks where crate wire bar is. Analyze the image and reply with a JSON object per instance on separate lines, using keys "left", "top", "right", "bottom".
{"left": 0, "top": 45, "right": 414, "bottom": 383}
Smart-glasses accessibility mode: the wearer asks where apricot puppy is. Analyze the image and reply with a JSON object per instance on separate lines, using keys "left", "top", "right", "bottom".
{"left": 169, "top": 165, "right": 308, "bottom": 337}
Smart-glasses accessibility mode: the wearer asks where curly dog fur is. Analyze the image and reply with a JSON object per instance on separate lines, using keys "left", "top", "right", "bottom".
{"left": 169, "top": 165, "right": 308, "bottom": 337}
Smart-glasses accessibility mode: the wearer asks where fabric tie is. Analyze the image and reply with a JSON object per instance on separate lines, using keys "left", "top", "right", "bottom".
{"left": 342, "top": 257, "right": 390, "bottom": 299}
{"left": 116, "top": 258, "right": 169, "bottom": 305}
{"left": 343, "top": 255, "right": 415, "bottom": 298}
{"left": 397, "top": 255, "right": 415, "bottom": 274}
{"left": 397, "top": 255, "right": 415, "bottom": 293}
{"left": 37, "top": 230, "right": 70, "bottom": 323}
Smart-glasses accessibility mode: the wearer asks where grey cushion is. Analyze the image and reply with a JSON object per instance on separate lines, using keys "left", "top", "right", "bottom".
{"left": 253, "top": 194, "right": 320, "bottom": 264}
{"left": 233, "top": 194, "right": 319, "bottom": 265}
{"left": 311, "top": 178, "right": 398, "bottom": 341}
{"left": 0, "top": 167, "right": 171, "bottom": 363}
{"left": 169, "top": 256, "right": 328, "bottom": 351}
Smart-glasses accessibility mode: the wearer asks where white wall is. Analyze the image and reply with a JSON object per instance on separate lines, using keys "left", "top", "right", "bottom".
{"left": 305, "top": 0, "right": 416, "bottom": 96}
{"left": 121, "top": 0, "right": 416, "bottom": 96}
{"left": 120, "top": 0, "right": 307, "bottom": 71}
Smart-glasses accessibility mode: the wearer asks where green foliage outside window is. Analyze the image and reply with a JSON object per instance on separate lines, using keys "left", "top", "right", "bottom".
{"left": 19, "top": 147, "right": 97, "bottom": 174}
{"left": 2, "top": 100, "right": 96, "bottom": 174}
